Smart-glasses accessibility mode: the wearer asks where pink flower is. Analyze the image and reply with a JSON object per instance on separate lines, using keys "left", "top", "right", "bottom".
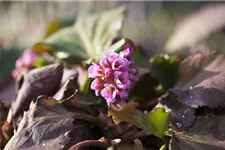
{"left": 91, "top": 79, "right": 104, "bottom": 90}
{"left": 15, "top": 58, "right": 23, "bottom": 68}
{"left": 104, "top": 68, "right": 113, "bottom": 78}
{"left": 114, "top": 71, "right": 131, "bottom": 89}
{"left": 22, "top": 50, "right": 37, "bottom": 66}
{"left": 87, "top": 42, "right": 138, "bottom": 105}
{"left": 88, "top": 63, "right": 103, "bottom": 78}
{"left": 15, "top": 50, "right": 37, "bottom": 69}
{"left": 112, "top": 58, "right": 129, "bottom": 71}
{"left": 129, "top": 67, "right": 138, "bottom": 74}
{"left": 101, "top": 84, "right": 119, "bottom": 103}
{"left": 95, "top": 89, "right": 101, "bottom": 96}
{"left": 120, "top": 43, "right": 134, "bottom": 58}
{"left": 129, "top": 74, "right": 139, "bottom": 82}
{"left": 107, "top": 52, "right": 120, "bottom": 63}
{"left": 119, "top": 90, "right": 128, "bottom": 99}
{"left": 100, "top": 58, "right": 110, "bottom": 68}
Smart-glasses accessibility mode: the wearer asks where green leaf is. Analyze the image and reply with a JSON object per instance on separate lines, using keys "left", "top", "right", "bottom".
{"left": 43, "top": 6, "right": 126, "bottom": 65}
{"left": 82, "top": 38, "right": 134, "bottom": 65}
{"left": 34, "top": 56, "right": 46, "bottom": 68}
{"left": 106, "top": 38, "right": 134, "bottom": 54}
{"left": 108, "top": 103, "right": 171, "bottom": 138}
{"left": 149, "top": 54, "right": 179, "bottom": 90}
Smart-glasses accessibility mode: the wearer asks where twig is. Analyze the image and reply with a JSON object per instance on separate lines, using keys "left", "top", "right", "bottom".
{"left": 68, "top": 140, "right": 110, "bottom": 150}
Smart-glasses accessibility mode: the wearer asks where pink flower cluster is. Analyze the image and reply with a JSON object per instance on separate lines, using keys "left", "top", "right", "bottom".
{"left": 15, "top": 50, "right": 37, "bottom": 69}
{"left": 88, "top": 44, "right": 138, "bottom": 105}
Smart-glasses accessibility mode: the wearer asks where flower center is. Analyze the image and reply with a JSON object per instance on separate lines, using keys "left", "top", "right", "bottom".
{"left": 119, "top": 77, "right": 124, "bottom": 83}
{"left": 107, "top": 87, "right": 113, "bottom": 93}
{"left": 114, "top": 61, "right": 120, "bottom": 68}
{"left": 97, "top": 70, "right": 104, "bottom": 76}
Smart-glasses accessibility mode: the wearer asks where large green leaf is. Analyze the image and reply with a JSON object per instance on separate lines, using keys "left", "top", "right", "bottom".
{"left": 42, "top": 6, "right": 126, "bottom": 64}
{"left": 108, "top": 103, "right": 171, "bottom": 138}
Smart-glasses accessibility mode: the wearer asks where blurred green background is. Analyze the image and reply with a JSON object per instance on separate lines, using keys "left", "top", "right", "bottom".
{"left": 1, "top": 1, "right": 225, "bottom": 78}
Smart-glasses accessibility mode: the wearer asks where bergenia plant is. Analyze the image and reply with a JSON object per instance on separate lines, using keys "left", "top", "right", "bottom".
{"left": 88, "top": 43, "right": 138, "bottom": 105}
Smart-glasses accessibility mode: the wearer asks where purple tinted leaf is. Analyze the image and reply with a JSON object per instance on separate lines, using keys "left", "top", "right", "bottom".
{"left": 176, "top": 50, "right": 225, "bottom": 89}
{"left": 4, "top": 97, "right": 93, "bottom": 150}
{"left": 53, "top": 69, "right": 79, "bottom": 102}
{"left": 161, "top": 93, "right": 196, "bottom": 131}
{"left": 169, "top": 50, "right": 225, "bottom": 109}
{"left": 169, "top": 112, "right": 225, "bottom": 150}
{"left": 11, "top": 63, "right": 64, "bottom": 118}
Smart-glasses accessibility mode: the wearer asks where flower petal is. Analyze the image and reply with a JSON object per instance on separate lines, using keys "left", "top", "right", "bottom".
{"left": 91, "top": 79, "right": 104, "bottom": 90}
{"left": 114, "top": 71, "right": 131, "bottom": 89}
{"left": 88, "top": 63, "right": 103, "bottom": 78}
{"left": 121, "top": 43, "right": 134, "bottom": 57}
{"left": 107, "top": 52, "right": 119, "bottom": 63}
{"left": 104, "top": 68, "right": 113, "bottom": 78}
{"left": 112, "top": 58, "right": 129, "bottom": 71}
{"left": 100, "top": 58, "right": 110, "bottom": 68}
{"left": 100, "top": 84, "right": 118, "bottom": 103}
{"left": 22, "top": 50, "right": 37, "bottom": 66}
{"left": 119, "top": 90, "right": 128, "bottom": 99}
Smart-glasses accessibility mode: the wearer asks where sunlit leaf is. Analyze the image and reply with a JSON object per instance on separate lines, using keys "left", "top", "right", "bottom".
{"left": 43, "top": 21, "right": 63, "bottom": 38}
{"left": 31, "top": 42, "right": 54, "bottom": 54}
{"left": 108, "top": 103, "right": 171, "bottom": 138}
{"left": 82, "top": 38, "right": 134, "bottom": 65}
{"left": 34, "top": 56, "right": 46, "bottom": 68}
{"left": 43, "top": 6, "right": 126, "bottom": 65}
